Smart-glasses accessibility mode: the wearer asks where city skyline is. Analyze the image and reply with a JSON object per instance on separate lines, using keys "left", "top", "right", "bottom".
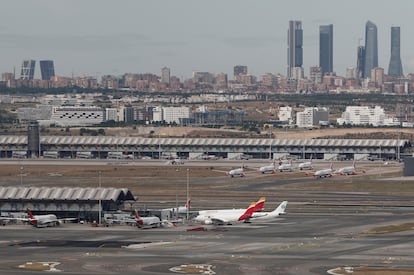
{"left": 1, "top": 0, "right": 414, "bottom": 79}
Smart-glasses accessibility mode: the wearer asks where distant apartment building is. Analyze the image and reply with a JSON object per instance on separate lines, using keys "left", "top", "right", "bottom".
{"left": 260, "top": 73, "right": 278, "bottom": 88}
{"left": 310, "top": 67, "right": 323, "bottom": 84}
{"left": 215, "top": 73, "right": 228, "bottom": 89}
{"left": 161, "top": 67, "right": 171, "bottom": 86}
{"left": 162, "top": 106, "right": 190, "bottom": 124}
{"left": 337, "top": 106, "right": 399, "bottom": 126}
{"left": 233, "top": 65, "right": 248, "bottom": 80}
{"left": 370, "top": 67, "right": 384, "bottom": 88}
{"left": 192, "top": 72, "right": 214, "bottom": 84}
{"left": 296, "top": 107, "right": 329, "bottom": 128}
{"left": 278, "top": 106, "right": 294, "bottom": 124}
{"left": 105, "top": 108, "right": 119, "bottom": 122}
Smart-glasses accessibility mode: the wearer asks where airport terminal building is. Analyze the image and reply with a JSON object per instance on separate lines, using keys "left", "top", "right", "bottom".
{"left": 0, "top": 134, "right": 410, "bottom": 161}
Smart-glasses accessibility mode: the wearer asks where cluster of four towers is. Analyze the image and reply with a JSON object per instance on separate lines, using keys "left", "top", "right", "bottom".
{"left": 287, "top": 20, "right": 403, "bottom": 79}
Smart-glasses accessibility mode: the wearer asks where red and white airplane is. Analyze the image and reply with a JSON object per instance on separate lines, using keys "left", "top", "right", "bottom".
{"left": 193, "top": 197, "right": 266, "bottom": 225}
{"left": 226, "top": 164, "right": 246, "bottom": 177}
{"left": 335, "top": 161, "right": 366, "bottom": 176}
{"left": 133, "top": 210, "right": 162, "bottom": 228}
{"left": 25, "top": 209, "right": 77, "bottom": 228}
{"left": 306, "top": 163, "right": 334, "bottom": 178}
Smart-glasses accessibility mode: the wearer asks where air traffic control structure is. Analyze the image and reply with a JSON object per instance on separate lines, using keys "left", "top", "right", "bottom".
{"left": 0, "top": 135, "right": 410, "bottom": 161}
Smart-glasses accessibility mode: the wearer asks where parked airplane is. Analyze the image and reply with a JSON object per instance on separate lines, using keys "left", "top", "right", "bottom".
{"left": 163, "top": 199, "right": 191, "bottom": 217}
{"left": 306, "top": 163, "right": 334, "bottom": 178}
{"left": 25, "top": 209, "right": 76, "bottom": 228}
{"left": 134, "top": 210, "right": 161, "bottom": 228}
{"left": 193, "top": 197, "right": 266, "bottom": 225}
{"left": 259, "top": 160, "right": 277, "bottom": 174}
{"left": 298, "top": 156, "right": 313, "bottom": 170}
{"left": 278, "top": 160, "right": 294, "bottom": 172}
{"left": 336, "top": 161, "right": 366, "bottom": 175}
{"left": 248, "top": 201, "right": 288, "bottom": 222}
{"left": 226, "top": 165, "right": 245, "bottom": 177}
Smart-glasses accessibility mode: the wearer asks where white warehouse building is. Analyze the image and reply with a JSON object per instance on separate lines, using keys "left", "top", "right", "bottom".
{"left": 337, "top": 106, "right": 399, "bottom": 127}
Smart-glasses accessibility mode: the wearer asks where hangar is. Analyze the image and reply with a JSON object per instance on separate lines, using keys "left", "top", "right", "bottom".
{"left": 0, "top": 187, "right": 136, "bottom": 222}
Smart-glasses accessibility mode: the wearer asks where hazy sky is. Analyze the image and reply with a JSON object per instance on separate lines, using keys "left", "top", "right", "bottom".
{"left": 1, "top": 0, "right": 413, "bottom": 79}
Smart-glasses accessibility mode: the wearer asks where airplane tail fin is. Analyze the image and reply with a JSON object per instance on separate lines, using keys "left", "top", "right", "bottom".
{"left": 27, "top": 208, "right": 34, "bottom": 219}
{"left": 254, "top": 197, "right": 266, "bottom": 211}
{"left": 238, "top": 202, "right": 257, "bottom": 221}
{"left": 134, "top": 209, "right": 144, "bottom": 226}
{"left": 271, "top": 201, "right": 288, "bottom": 216}
{"left": 330, "top": 162, "right": 333, "bottom": 170}
{"left": 185, "top": 199, "right": 191, "bottom": 211}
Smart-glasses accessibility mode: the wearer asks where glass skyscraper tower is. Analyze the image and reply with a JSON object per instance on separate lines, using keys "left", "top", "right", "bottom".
{"left": 363, "top": 21, "right": 378, "bottom": 78}
{"left": 388, "top": 26, "right": 403, "bottom": 76}
{"left": 319, "top": 24, "right": 333, "bottom": 75}
{"left": 287, "top": 20, "right": 303, "bottom": 78}
{"left": 20, "top": 60, "right": 36, "bottom": 80}
{"left": 39, "top": 60, "right": 55, "bottom": 80}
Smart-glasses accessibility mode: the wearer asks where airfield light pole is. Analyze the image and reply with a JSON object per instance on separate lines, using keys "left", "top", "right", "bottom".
{"left": 186, "top": 168, "right": 190, "bottom": 221}
{"left": 98, "top": 171, "right": 102, "bottom": 225}
{"left": 20, "top": 166, "right": 23, "bottom": 186}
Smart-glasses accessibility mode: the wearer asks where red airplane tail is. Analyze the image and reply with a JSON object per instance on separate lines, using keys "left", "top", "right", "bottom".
{"left": 26, "top": 208, "right": 37, "bottom": 225}
{"left": 254, "top": 197, "right": 266, "bottom": 212}
{"left": 238, "top": 202, "right": 257, "bottom": 221}
{"left": 185, "top": 199, "right": 191, "bottom": 211}
{"left": 134, "top": 209, "right": 144, "bottom": 226}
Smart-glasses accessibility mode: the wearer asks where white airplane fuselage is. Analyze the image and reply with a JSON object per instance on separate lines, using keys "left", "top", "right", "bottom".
{"left": 278, "top": 163, "right": 293, "bottom": 172}
{"left": 298, "top": 162, "right": 312, "bottom": 170}
{"left": 227, "top": 168, "right": 245, "bottom": 177}
{"left": 313, "top": 168, "right": 334, "bottom": 178}
{"left": 194, "top": 209, "right": 249, "bottom": 225}
{"left": 336, "top": 166, "right": 356, "bottom": 175}
{"left": 30, "top": 214, "right": 59, "bottom": 227}
{"left": 259, "top": 165, "right": 276, "bottom": 174}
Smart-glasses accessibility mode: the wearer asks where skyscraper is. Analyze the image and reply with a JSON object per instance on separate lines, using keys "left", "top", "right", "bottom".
{"left": 356, "top": 46, "right": 365, "bottom": 79}
{"left": 287, "top": 20, "right": 303, "bottom": 78}
{"left": 20, "top": 60, "right": 36, "bottom": 80}
{"left": 39, "top": 60, "right": 55, "bottom": 80}
{"left": 363, "top": 21, "right": 378, "bottom": 79}
{"left": 388, "top": 26, "right": 403, "bottom": 76}
{"left": 319, "top": 24, "right": 333, "bottom": 75}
